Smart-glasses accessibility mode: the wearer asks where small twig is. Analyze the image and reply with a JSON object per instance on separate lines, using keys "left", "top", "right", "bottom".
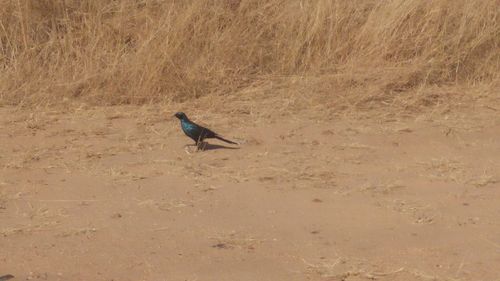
{"left": 150, "top": 127, "right": 162, "bottom": 136}
{"left": 153, "top": 227, "right": 169, "bottom": 232}
{"left": 484, "top": 105, "right": 498, "bottom": 111}
{"left": 365, "top": 267, "right": 405, "bottom": 278}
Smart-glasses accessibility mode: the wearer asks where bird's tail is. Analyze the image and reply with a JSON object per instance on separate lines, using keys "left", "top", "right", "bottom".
{"left": 215, "top": 135, "right": 238, "bottom": 145}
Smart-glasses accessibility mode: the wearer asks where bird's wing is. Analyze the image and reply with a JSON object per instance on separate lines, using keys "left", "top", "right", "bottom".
{"left": 198, "top": 125, "right": 217, "bottom": 138}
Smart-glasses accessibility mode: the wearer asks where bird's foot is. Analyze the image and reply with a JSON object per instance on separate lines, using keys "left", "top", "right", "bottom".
{"left": 196, "top": 141, "right": 208, "bottom": 151}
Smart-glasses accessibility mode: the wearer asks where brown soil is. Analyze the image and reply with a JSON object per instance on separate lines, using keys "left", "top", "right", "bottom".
{"left": 0, "top": 105, "right": 499, "bottom": 281}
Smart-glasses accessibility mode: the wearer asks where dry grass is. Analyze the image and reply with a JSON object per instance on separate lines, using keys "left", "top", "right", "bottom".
{"left": 303, "top": 256, "right": 407, "bottom": 280}
{"left": 0, "top": 0, "right": 498, "bottom": 109}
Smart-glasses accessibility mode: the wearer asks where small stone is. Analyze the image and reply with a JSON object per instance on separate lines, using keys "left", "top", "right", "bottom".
{"left": 111, "top": 213, "right": 122, "bottom": 219}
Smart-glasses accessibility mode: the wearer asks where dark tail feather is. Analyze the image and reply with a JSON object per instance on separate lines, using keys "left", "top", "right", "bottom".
{"left": 214, "top": 135, "right": 238, "bottom": 145}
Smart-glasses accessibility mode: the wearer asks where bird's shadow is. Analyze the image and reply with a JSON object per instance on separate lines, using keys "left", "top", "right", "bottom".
{"left": 200, "top": 142, "right": 240, "bottom": 151}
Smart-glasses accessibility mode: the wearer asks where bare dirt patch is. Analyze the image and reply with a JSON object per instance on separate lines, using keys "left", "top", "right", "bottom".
{"left": 1, "top": 105, "right": 499, "bottom": 280}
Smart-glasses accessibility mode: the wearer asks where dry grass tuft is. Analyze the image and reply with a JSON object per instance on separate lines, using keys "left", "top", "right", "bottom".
{"left": 0, "top": 0, "right": 498, "bottom": 110}
{"left": 303, "top": 256, "right": 406, "bottom": 280}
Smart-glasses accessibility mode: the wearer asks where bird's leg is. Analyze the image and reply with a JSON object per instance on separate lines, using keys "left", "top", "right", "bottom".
{"left": 196, "top": 134, "right": 205, "bottom": 152}
{"left": 200, "top": 141, "right": 208, "bottom": 151}
{"left": 196, "top": 141, "right": 205, "bottom": 152}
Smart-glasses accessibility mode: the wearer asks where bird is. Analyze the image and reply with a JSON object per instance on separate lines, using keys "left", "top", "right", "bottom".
{"left": 174, "top": 112, "right": 237, "bottom": 151}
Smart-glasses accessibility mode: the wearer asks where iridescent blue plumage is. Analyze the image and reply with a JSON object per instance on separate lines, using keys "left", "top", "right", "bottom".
{"left": 180, "top": 118, "right": 201, "bottom": 141}
{"left": 174, "top": 112, "right": 237, "bottom": 149}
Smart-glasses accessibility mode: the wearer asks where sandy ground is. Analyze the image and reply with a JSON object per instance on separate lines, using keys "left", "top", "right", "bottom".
{"left": 0, "top": 104, "right": 499, "bottom": 281}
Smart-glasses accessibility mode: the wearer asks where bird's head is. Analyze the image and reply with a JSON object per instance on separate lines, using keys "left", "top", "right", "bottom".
{"left": 174, "top": 112, "right": 187, "bottom": 120}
